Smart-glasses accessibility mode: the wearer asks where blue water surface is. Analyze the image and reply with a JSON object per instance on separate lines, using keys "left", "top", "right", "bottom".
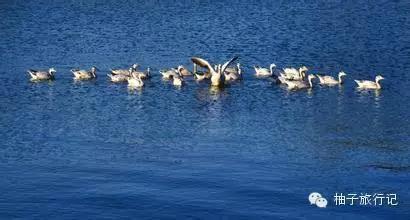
{"left": 0, "top": 0, "right": 409, "bottom": 219}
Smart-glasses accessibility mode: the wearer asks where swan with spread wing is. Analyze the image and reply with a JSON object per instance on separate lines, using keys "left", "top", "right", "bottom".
{"left": 191, "top": 56, "right": 238, "bottom": 86}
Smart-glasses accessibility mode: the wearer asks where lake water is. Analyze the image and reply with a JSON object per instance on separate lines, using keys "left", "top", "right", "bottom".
{"left": 0, "top": 0, "right": 409, "bottom": 219}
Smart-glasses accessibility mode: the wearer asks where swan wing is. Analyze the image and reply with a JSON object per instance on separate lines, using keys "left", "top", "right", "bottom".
{"left": 355, "top": 80, "right": 376, "bottom": 87}
{"left": 224, "top": 66, "right": 237, "bottom": 74}
{"left": 283, "top": 68, "right": 298, "bottom": 75}
{"left": 35, "top": 71, "right": 49, "bottom": 78}
{"left": 76, "top": 70, "right": 89, "bottom": 77}
{"left": 282, "top": 68, "right": 299, "bottom": 79}
{"left": 191, "top": 57, "right": 214, "bottom": 73}
{"left": 28, "top": 69, "right": 39, "bottom": 74}
{"left": 319, "top": 75, "right": 337, "bottom": 84}
{"left": 111, "top": 69, "right": 129, "bottom": 75}
{"left": 278, "top": 76, "right": 288, "bottom": 84}
{"left": 322, "top": 76, "right": 335, "bottom": 81}
{"left": 220, "top": 56, "right": 239, "bottom": 75}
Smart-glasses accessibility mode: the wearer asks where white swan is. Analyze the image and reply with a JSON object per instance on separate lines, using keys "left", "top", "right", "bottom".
{"left": 177, "top": 65, "right": 192, "bottom": 77}
{"left": 71, "top": 66, "right": 97, "bottom": 80}
{"left": 280, "top": 74, "right": 316, "bottom": 90}
{"left": 108, "top": 67, "right": 131, "bottom": 82}
{"left": 127, "top": 72, "right": 144, "bottom": 88}
{"left": 280, "top": 66, "right": 308, "bottom": 81}
{"left": 191, "top": 56, "right": 238, "bottom": 86}
{"left": 254, "top": 64, "right": 276, "bottom": 77}
{"left": 110, "top": 64, "right": 138, "bottom": 76}
{"left": 27, "top": 68, "right": 56, "bottom": 81}
{"left": 354, "top": 75, "right": 384, "bottom": 90}
{"left": 316, "top": 71, "right": 346, "bottom": 86}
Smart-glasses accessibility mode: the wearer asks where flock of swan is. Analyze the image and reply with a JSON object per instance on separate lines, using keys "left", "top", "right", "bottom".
{"left": 27, "top": 56, "right": 385, "bottom": 90}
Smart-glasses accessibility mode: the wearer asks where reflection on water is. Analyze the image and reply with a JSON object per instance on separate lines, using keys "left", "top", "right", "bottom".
{"left": 195, "top": 86, "right": 226, "bottom": 102}
{"left": 73, "top": 78, "right": 98, "bottom": 85}
{"left": 209, "top": 85, "right": 225, "bottom": 98}
{"left": 127, "top": 86, "right": 144, "bottom": 94}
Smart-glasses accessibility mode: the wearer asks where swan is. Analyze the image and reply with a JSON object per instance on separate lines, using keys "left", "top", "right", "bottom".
{"left": 354, "top": 75, "right": 384, "bottom": 90}
{"left": 191, "top": 56, "right": 238, "bottom": 86}
{"left": 71, "top": 66, "right": 97, "bottom": 80}
{"left": 316, "top": 71, "right": 346, "bottom": 86}
{"left": 193, "top": 63, "right": 210, "bottom": 81}
{"left": 172, "top": 75, "right": 184, "bottom": 86}
{"left": 280, "top": 66, "right": 308, "bottom": 81}
{"left": 127, "top": 72, "right": 144, "bottom": 88}
{"left": 193, "top": 63, "right": 216, "bottom": 81}
{"left": 224, "top": 63, "right": 242, "bottom": 81}
{"left": 254, "top": 63, "right": 276, "bottom": 77}
{"left": 160, "top": 68, "right": 179, "bottom": 80}
{"left": 177, "top": 65, "right": 192, "bottom": 77}
{"left": 110, "top": 64, "right": 138, "bottom": 76}
{"left": 107, "top": 67, "right": 131, "bottom": 82}
{"left": 133, "top": 67, "right": 151, "bottom": 80}
{"left": 280, "top": 74, "right": 316, "bottom": 90}
{"left": 27, "top": 68, "right": 56, "bottom": 81}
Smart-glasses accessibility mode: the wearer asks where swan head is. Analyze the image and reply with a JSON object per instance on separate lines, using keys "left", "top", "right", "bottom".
{"left": 90, "top": 66, "right": 98, "bottom": 77}
{"left": 339, "top": 71, "right": 347, "bottom": 77}
{"left": 375, "top": 75, "right": 384, "bottom": 81}
{"left": 299, "top": 66, "right": 308, "bottom": 73}
{"left": 270, "top": 63, "right": 276, "bottom": 69}
{"left": 49, "top": 68, "right": 56, "bottom": 74}
{"left": 132, "top": 63, "right": 139, "bottom": 69}
{"left": 177, "top": 65, "right": 184, "bottom": 75}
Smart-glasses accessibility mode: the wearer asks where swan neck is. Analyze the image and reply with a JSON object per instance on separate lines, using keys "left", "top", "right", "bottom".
{"left": 375, "top": 79, "right": 381, "bottom": 88}
{"left": 91, "top": 68, "right": 97, "bottom": 77}
{"left": 301, "top": 69, "right": 307, "bottom": 79}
